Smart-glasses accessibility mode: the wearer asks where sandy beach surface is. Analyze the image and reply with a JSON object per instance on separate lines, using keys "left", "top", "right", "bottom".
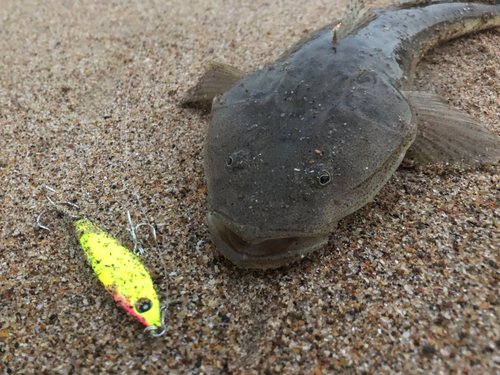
{"left": 1, "top": 0, "right": 499, "bottom": 373}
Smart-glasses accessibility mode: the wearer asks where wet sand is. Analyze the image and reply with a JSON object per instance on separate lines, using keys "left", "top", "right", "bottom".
{"left": 1, "top": 0, "right": 499, "bottom": 373}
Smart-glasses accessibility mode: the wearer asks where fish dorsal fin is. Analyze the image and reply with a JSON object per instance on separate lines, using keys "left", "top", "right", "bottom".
{"left": 333, "top": 0, "right": 376, "bottom": 43}
{"left": 277, "top": 22, "right": 338, "bottom": 62}
{"left": 182, "top": 61, "right": 245, "bottom": 109}
{"left": 279, "top": 0, "right": 376, "bottom": 61}
{"left": 403, "top": 91, "right": 500, "bottom": 166}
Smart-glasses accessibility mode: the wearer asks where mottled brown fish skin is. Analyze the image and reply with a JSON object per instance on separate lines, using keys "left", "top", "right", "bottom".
{"left": 205, "top": 1, "right": 500, "bottom": 269}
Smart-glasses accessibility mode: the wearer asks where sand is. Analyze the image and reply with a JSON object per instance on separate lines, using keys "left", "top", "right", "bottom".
{"left": 1, "top": 0, "right": 499, "bottom": 373}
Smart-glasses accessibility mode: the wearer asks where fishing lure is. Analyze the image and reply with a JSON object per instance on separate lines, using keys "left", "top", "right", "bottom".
{"left": 75, "top": 218, "right": 165, "bottom": 335}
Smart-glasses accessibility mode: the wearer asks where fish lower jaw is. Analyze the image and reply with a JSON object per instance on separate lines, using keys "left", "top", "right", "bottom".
{"left": 208, "top": 213, "right": 328, "bottom": 269}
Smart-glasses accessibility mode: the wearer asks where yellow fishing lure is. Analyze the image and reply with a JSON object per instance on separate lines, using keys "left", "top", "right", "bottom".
{"left": 75, "top": 218, "right": 162, "bottom": 329}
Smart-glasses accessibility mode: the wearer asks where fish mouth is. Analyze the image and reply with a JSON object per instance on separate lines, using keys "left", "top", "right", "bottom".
{"left": 208, "top": 213, "right": 328, "bottom": 269}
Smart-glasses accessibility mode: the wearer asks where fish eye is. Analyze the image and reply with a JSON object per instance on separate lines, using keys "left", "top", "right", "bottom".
{"left": 318, "top": 170, "right": 331, "bottom": 186}
{"left": 226, "top": 150, "right": 250, "bottom": 171}
{"left": 135, "top": 298, "right": 152, "bottom": 313}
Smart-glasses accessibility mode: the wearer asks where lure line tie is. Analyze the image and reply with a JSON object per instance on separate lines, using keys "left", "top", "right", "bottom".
{"left": 144, "top": 305, "right": 168, "bottom": 337}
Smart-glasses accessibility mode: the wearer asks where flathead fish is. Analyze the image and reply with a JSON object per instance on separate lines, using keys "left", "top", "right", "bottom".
{"left": 187, "top": 0, "right": 500, "bottom": 269}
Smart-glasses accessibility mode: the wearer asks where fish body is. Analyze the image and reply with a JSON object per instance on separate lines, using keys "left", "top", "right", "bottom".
{"left": 75, "top": 218, "right": 162, "bottom": 327}
{"left": 195, "top": 0, "right": 500, "bottom": 269}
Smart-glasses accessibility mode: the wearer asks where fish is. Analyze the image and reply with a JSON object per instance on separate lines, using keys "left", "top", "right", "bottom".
{"left": 186, "top": 0, "right": 500, "bottom": 269}
{"left": 75, "top": 218, "right": 163, "bottom": 328}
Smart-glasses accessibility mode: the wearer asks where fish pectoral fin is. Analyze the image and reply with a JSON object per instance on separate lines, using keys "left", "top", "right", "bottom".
{"left": 404, "top": 91, "right": 500, "bottom": 166}
{"left": 335, "top": 0, "right": 376, "bottom": 42}
{"left": 181, "top": 61, "right": 245, "bottom": 109}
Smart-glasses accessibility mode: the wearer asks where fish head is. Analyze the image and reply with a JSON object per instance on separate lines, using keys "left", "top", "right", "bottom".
{"left": 204, "top": 65, "right": 415, "bottom": 269}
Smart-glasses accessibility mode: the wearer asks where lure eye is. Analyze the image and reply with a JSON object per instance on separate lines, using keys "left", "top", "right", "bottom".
{"left": 318, "top": 170, "right": 331, "bottom": 186}
{"left": 135, "top": 298, "right": 152, "bottom": 313}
